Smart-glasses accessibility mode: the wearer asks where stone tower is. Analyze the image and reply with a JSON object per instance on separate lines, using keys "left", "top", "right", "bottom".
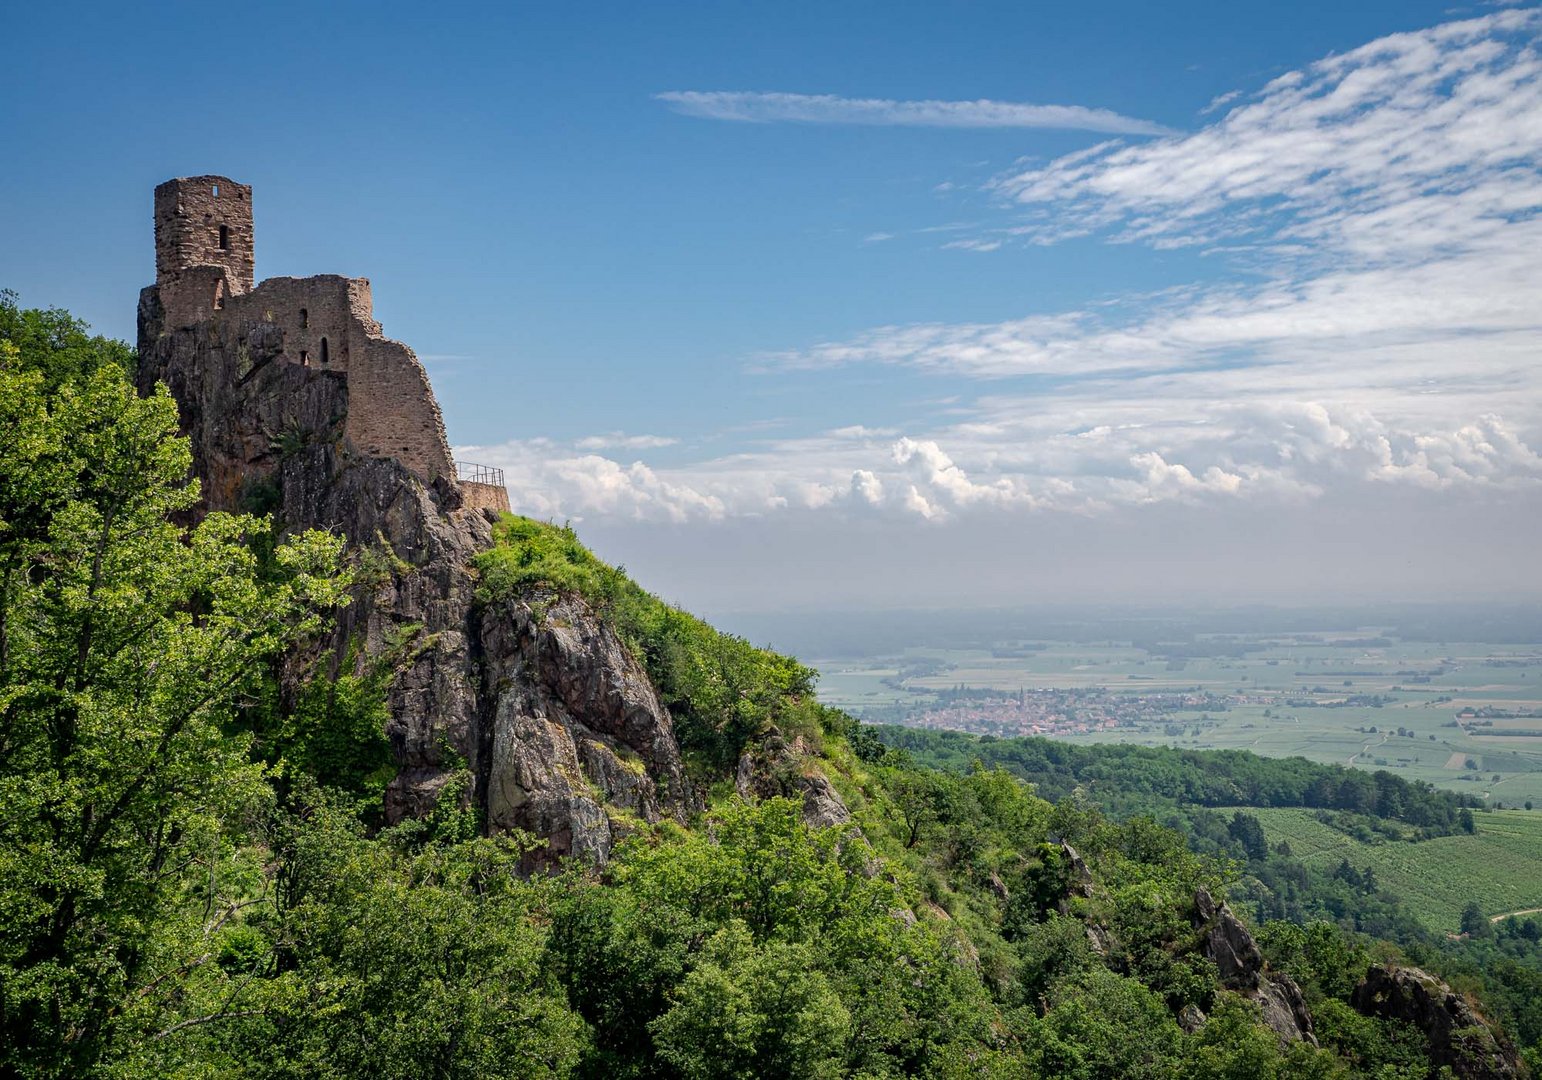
{"left": 154, "top": 175, "right": 254, "bottom": 293}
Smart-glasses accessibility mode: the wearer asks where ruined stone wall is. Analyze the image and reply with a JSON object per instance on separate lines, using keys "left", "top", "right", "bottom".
{"left": 146, "top": 270, "right": 455, "bottom": 487}
{"left": 147, "top": 174, "right": 456, "bottom": 487}
{"left": 344, "top": 311, "right": 457, "bottom": 486}
{"left": 156, "top": 266, "right": 233, "bottom": 332}
{"left": 155, "top": 176, "right": 254, "bottom": 293}
{"left": 231, "top": 275, "right": 358, "bottom": 372}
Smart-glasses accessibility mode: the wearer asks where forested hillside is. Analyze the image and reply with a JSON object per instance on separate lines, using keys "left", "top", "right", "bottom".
{"left": 1, "top": 293, "right": 1532, "bottom": 1078}
{"left": 881, "top": 723, "right": 1542, "bottom": 1069}
{"left": 875, "top": 725, "right": 1480, "bottom": 832}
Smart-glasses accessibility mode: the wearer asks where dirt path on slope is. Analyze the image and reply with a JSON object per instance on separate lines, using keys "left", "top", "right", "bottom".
{"left": 1491, "top": 907, "right": 1542, "bottom": 924}
{"left": 1348, "top": 732, "right": 1390, "bottom": 767}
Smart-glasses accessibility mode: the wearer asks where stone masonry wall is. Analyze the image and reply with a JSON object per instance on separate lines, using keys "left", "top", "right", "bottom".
{"left": 149, "top": 174, "right": 454, "bottom": 488}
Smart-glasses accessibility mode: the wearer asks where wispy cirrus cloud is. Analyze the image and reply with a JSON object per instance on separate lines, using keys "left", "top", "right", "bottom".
{"left": 990, "top": 8, "right": 1542, "bottom": 256}
{"left": 654, "top": 90, "right": 1176, "bottom": 135}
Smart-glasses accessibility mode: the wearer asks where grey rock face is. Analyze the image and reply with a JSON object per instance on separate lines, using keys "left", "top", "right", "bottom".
{"left": 1059, "top": 841, "right": 1096, "bottom": 904}
{"left": 733, "top": 730, "right": 851, "bottom": 828}
{"left": 479, "top": 595, "right": 688, "bottom": 871}
{"left": 1194, "top": 886, "right": 1265, "bottom": 990}
{"left": 1352, "top": 965, "right": 1523, "bottom": 1080}
{"left": 138, "top": 298, "right": 690, "bottom": 869}
{"left": 1192, "top": 887, "right": 1318, "bottom": 1046}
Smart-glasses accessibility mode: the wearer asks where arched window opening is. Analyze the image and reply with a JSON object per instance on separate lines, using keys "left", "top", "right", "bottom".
{"left": 300, "top": 350, "right": 310, "bottom": 367}
{"left": 320, "top": 337, "right": 329, "bottom": 365}
{"left": 299, "top": 308, "right": 309, "bottom": 329}
{"left": 218, "top": 225, "right": 229, "bottom": 250}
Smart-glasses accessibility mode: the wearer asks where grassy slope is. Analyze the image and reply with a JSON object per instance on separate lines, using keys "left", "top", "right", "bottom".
{"left": 1248, "top": 807, "right": 1542, "bottom": 932}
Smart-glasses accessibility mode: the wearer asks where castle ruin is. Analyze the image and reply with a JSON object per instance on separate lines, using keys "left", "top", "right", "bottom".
{"left": 139, "top": 175, "right": 510, "bottom": 512}
{"left": 134, "top": 175, "right": 692, "bottom": 862}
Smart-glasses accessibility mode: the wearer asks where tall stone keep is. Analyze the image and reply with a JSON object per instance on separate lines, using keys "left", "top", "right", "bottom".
{"left": 154, "top": 175, "right": 255, "bottom": 294}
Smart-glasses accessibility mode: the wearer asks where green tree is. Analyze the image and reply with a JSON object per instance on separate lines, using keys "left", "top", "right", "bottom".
{"left": 0, "top": 289, "right": 136, "bottom": 394}
{"left": 1461, "top": 901, "right": 1493, "bottom": 938}
{"left": 1228, "top": 811, "right": 1269, "bottom": 861}
{"left": 0, "top": 359, "right": 350, "bottom": 1076}
{"left": 550, "top": 797, "right": 1006, "bottom": 1078}
{"left": 882, "top": 765, "right": 949, "bottom": 848}
{"left": 1023, "top": 967, "right": 1184, "bottom": 1079}
{"left": 650, "top": 923, "right": 849, "bottom": 1080}
{"left": 1183, "top": 994, "right": 1345, "bottom": 1080}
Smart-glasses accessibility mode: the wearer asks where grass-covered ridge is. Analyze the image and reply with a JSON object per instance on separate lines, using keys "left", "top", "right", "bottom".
{"left": 475, "top": 515, "right": 846, "bottom": 772}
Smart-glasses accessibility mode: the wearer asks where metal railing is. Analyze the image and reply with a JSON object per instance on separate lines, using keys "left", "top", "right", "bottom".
{"left": 455, "top": 460, "right": 505, "bottom": 487}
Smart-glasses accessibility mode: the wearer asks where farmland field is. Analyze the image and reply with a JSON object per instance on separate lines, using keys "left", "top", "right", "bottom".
{"left": 1244, "top": 807, "right": 1542, "bottom": 933}
{"left": 807, "top": 633, "right": 1542, "bottom": 805}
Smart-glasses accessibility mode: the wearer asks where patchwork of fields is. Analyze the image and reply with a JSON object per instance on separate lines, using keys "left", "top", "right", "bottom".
{"left": 1244, "top": 808, "right": 1542, "bottom": 933}
{"left": 815, "top": 637, "right": 1542, "bottom": 803}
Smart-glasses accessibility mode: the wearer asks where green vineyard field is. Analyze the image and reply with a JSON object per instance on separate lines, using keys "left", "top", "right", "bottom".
{"left": 1246, "top": 807, "right": 1542, "bottom": 933}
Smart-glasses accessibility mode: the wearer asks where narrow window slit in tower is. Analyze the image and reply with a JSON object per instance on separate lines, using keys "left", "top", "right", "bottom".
{"left": 300, "top": 350, "right": 310, "bottom": 366}
{"left": 320, "top": 337, "right": 329, "bottom": 365}
{"left": 219, "top": 225, "right": 229, "bottom": 250}
{"left": 212, "top": 184, "right": 219, "bottom": 196}
{"left": 299, "top": 308, "right": 309, "bottom": 329}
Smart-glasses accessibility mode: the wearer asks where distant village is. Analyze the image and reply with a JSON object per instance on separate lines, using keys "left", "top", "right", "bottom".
{"left": 891, "top": 687, "right": 1234, "bottom": 738}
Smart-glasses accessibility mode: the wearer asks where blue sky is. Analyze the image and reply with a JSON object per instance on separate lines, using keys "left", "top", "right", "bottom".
{"left": 4, "top": 1, "right": 1541, "bottom": 611}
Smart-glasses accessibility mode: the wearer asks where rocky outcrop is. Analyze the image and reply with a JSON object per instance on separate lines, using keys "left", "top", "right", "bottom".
{"left": 479, "top": 594, "right": 688, "bottom": 870}
{"left": 1057, "top": 841, "right": 1096, "bottom": 910}
{"left": 137, "top": 296, "right": 689, "bottom": 868}
{"left": 734, "top": 730, "right": 851, "bottom": 827}
{"left": 1352, "top": 965, "right": 1524, "bottom": 1080}
{"left": 1192, "top": 888, "right": 1317, "bottom": 1046}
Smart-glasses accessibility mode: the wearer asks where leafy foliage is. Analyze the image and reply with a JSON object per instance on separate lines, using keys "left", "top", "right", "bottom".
{"left": 0, "top": 289, "right": 137, "bottom": 393}
{"left": 879, "top": 725, "right": 1481, "bottom": 835}
{"left": 0, "top": 349, "right": 351, "bottom": 1076}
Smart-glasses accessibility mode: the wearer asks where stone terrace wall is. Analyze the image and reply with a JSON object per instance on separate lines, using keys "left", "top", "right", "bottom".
{"left": 461, "top": 481, "right": 511, "bottom": 513}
